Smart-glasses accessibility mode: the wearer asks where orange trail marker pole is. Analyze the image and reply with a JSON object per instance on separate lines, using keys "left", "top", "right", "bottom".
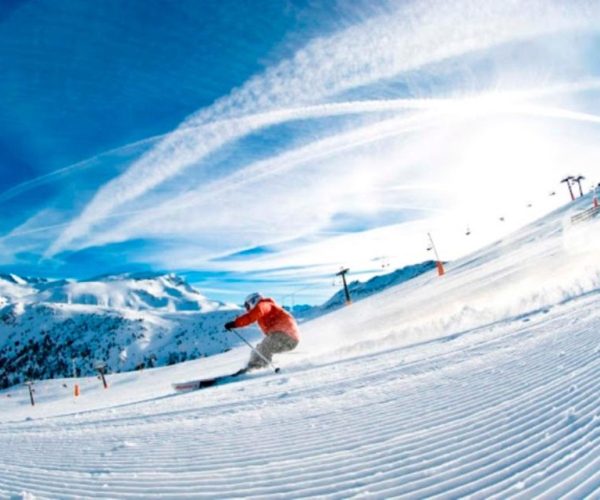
{"left": 72, "top": 358, "right": 80, "bottom": 397}
{"left": 427, "top": 232, "right": 445, "bottom": 276}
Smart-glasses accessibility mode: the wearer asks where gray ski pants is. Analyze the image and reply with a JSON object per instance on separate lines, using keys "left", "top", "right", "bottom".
{"left": 247, "top": 332, "right": 298, "bottom": 369}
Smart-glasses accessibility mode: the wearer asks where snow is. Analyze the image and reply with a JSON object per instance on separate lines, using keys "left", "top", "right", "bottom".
{"left": 0, "top": 195, "right": 599, "bottom": 498}
{"left": 27, "top": 272, "right": 227, "bottom": 312}
{"left": 293, "top": 260, "right": 437, "bottom": 320}
{"left": 0, "top": 274, "right": 242, "bottom": 388}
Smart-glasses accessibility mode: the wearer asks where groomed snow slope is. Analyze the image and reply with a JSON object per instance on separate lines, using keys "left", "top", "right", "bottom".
{"left": 1, "top": 196, "right": 599, "bottom": 498}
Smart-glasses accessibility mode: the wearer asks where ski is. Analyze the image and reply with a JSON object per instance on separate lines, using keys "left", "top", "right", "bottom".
{"left": 172, "top": 368, "right": 249, "bottom": 392}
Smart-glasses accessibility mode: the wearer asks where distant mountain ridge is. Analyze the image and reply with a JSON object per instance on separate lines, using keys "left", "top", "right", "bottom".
{"left": 324, "top": 260, "right": 437, "bottom": 308}
{"left": 291, "top": 260, "right": 437, "bottom": 319}
{"left": 0, "top": 272, "right": 240, "bottom": 389}
{"left": 0, "top": 272, "right": 225, "bottom": 312}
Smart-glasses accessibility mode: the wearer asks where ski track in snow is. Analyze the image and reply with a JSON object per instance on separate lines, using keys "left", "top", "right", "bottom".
{"left": 1, "top": 199, "right": 599, "bottom": 498}
{"left": 1, "top": 294, "right": 598, "bottom": 499}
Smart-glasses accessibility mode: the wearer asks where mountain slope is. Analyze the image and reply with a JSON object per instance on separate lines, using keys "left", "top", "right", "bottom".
{"left": 0, "top": 261, "right": 438, "bottom": 389}
{"left": 0, "top": 272, "right": 225, "bottom": 312}
{"left": 0, "top": 273, "right": 243, "bottom": 388}
{"left": 296, "top": 260, "right": 437, "bottom": 318}
{"left": 0, "top": 195, "right": 599, "bottom": 498}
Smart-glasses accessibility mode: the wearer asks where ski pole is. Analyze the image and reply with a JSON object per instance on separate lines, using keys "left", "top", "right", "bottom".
{"left": 229, "top": 328, "right": 280, "bottom": 373}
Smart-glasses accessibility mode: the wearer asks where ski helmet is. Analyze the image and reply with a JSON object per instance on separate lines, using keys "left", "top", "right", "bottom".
{"left": 244, "top": 292, "right": 263, "bottom": 310}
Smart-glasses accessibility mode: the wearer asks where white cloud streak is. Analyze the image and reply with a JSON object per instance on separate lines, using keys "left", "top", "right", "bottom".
{"left": 52, "top": 94, "right": 600, "bottom": 253}
{"left": 47, "top": 0, "right": 600, "bottom": 256}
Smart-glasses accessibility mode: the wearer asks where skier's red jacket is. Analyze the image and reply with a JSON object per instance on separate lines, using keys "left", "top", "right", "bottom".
{"left": 233, "top": 298, "right": 300, "bottom": 342}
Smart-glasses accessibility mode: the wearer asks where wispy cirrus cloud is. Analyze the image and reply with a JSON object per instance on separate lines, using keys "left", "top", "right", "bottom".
{"left": 48, "top": 89, "right": 600, "bottom": 258}
{"left": 46, "top": 0, "right": 600, "bottom": 259}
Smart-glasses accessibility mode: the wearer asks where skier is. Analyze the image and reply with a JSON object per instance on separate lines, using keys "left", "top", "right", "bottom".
{"left": 224, "top": 292, "right": 299, "bottom": 372}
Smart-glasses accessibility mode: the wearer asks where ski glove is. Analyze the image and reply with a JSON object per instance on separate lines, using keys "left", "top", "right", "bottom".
{"left": 224, "top": 321, "right": 236, "bottom": 331}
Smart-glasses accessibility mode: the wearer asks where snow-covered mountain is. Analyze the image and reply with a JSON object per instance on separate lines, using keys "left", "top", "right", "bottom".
{"left": 0, "top": 273, "right": 243, "bottom": 389}
{"left": 0, "top": 274, "right": 41, "bottom": 308}
{"left": 0, "top": 272, "right": 224, "bottom": 312}
{"left": 292, "top": 260, "right": 437, "bottom": 319}
{"left": 0, "top": 264, "right": 436, "bottom": 389}
{"left": 1, "top": 195, "right": 599, "bottom": 498}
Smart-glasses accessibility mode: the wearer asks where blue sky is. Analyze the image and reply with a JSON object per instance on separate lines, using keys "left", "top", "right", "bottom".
{"left": 1, "top": 0, "right": 600, "bottom": 305}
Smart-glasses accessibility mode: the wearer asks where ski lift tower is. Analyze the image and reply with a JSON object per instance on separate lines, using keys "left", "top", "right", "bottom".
{"left": 573, "top": 175, "right": 585, "bottom": 198}
{"left": 336, "top": 268, "right": 352, "bottom": 305}
{"left": 560, "top": 176, "right": 575, "bottom": 201}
